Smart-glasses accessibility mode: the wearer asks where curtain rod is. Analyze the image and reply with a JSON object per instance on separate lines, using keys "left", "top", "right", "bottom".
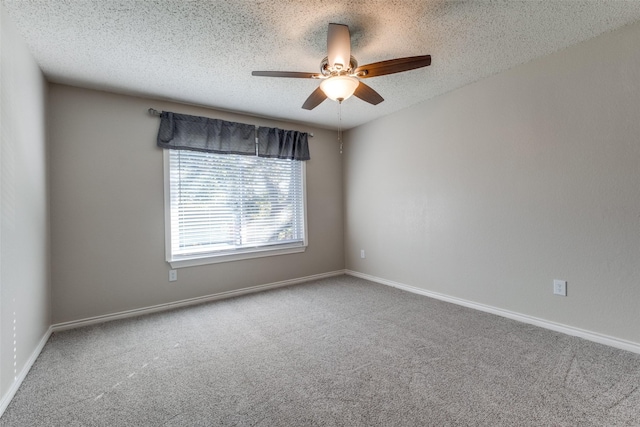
{"left": 148, "top": 108, "right": 313, "bottom": 137}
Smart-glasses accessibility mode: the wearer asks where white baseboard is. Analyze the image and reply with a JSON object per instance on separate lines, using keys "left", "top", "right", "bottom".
{"left": 0, "top": 326, "right": 52, "bottom": 417}
{"left": 345, "top": 270, "right": 640, "bottom": 355}
{"left": 52, "top": 270, "right": 346, "bottom": 332}
{"left": 11, "top": 268, "right": 634, "bottom": 420}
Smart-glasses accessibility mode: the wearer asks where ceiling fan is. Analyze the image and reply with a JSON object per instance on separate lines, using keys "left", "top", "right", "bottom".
{"left": 252, "top": 23, "right": 431, "bottom": 110}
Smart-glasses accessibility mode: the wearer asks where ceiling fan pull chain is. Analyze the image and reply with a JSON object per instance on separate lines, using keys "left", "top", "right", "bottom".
{"left": 338, "top": 101, "right": 343, "bottom": 154}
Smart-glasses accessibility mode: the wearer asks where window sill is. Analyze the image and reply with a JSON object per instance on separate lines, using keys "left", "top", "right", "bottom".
{"left": 168, "top": 244, "right": 307, "bottom": 269}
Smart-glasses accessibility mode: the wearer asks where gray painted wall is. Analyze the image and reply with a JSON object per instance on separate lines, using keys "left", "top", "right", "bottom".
{"left": 0, "top": 3, "right": 50, "bottom": 402}
{"left": 344, "top": 21, "right": 640, "bottom": 344}
{"left": 48, "top": 85, "right": 344, "bottom": 324}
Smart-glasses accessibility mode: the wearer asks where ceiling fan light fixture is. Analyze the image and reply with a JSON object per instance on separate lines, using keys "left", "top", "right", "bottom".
{"left": 251, "top": 23, "right": 431, "bottom": 110}
{"left": 320, "top": 75, "right": 359, "bottom": 102}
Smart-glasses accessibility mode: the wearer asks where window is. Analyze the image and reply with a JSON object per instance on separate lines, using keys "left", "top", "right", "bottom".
{"left": 164, "top": 149, "right": 306, "bottom": 268}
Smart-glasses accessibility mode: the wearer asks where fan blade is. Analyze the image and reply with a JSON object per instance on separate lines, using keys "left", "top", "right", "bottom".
{"left": 354, "top": 55, "right": 431, "bottom": 78}
{"left": 302, "top": 87, "right": 327, "bottom": 110}
{"left": 353, "top": 81, "right": 384, "bottom": 105}
{"left": 327, "top": 23, "right": 351, "bottom": 70}
{"left": 252, "top": 71, "right": 320, "bottom": 78}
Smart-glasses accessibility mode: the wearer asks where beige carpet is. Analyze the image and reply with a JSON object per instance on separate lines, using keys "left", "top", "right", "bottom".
{"left": 2, "top": 275, "right": 640, "bottom": 426}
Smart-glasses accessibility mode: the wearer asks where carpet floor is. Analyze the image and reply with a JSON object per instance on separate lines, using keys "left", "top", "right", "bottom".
{"left": 2, "top": 275, "right": 640, "bottom": 426}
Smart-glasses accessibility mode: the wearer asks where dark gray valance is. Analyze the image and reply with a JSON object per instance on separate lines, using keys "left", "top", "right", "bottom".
{"left": 156, "top": 111, "right": 310, "bottom": 161}
{"left": 157, "top": 111, "right": 256, "bottom": 155}
{"left": 257, "top": 127, "right": 310, "bottom": 161}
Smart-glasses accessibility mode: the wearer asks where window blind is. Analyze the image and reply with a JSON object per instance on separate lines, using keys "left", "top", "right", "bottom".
{"left": 168, "top": 149, "right": 305, "bottom": 260}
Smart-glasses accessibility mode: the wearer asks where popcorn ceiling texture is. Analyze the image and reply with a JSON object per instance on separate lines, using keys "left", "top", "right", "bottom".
{"left": 3, "top": 0, "right": 640, "bottom": 129}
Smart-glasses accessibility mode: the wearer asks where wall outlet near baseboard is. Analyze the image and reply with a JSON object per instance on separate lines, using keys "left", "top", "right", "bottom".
{"left": 169, "top": 270, "right": 177, "bottom": 282}
{"left": 553, "top": 279, "right": 567, "bottom": 296}
{"left": 360, "top": 249, "right": 365, "bottom": 259}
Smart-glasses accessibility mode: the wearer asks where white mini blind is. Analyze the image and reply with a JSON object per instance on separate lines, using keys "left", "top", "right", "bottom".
{"left": 168, "top": 149, "right": 305, "bottom": 261}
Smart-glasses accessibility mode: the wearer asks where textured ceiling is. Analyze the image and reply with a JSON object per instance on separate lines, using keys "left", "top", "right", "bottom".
{"left": 4, "top": 1, "right": 640, "bottom": 130}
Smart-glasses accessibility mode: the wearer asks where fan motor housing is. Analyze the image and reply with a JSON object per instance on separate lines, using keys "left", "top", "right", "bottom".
{"left": 321, "top": 56, "right": 358, "bottom": 76}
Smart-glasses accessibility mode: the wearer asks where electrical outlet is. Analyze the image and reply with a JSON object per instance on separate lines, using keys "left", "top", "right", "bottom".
{"left": 169, "top": 270, "right": 177, "bottom": 282}
{"left": 360, "top": 249, "right": 365, "bottom": 259}
{"left": 553, "top": 279, "right": 567, "bottom": 296}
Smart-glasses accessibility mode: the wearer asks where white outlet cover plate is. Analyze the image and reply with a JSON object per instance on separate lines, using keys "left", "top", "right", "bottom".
{"left": 553, "top": 279, "right": 567, "bottom": 296}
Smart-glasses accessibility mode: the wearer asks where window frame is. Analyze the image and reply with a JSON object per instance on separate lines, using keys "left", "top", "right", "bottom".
{"left": 163, "top": 149, "right": 308, "bottom": 269}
